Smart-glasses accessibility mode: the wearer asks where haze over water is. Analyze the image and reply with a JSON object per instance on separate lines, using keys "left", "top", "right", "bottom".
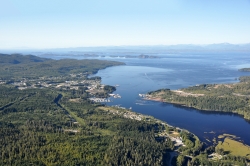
{"left": 46, "top": 52, "right": 250, "bottom": 145}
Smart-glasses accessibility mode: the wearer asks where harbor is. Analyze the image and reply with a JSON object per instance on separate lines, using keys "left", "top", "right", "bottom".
{"left": 89, "top": 93, "right": 122, "bottom": 103}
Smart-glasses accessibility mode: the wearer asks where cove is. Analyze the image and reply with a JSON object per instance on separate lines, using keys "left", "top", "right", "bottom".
{"left": 92, "top": 53, "right": 250, "bottom": 146}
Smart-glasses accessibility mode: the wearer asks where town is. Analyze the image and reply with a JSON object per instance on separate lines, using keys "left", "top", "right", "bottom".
{"left": 1, "top": 73, "right": 120, "bottom": 100}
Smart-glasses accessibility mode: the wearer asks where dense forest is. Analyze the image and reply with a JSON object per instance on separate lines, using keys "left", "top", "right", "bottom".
{"left": 0, "top": 54, "right": 249, "bottom": 165}
{"left": 0, "top": 86, "right": 169, "bottom": 165}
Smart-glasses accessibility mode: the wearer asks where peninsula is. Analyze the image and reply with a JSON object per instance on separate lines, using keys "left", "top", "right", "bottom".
{"left": 145, "top": 74, "right": 250, "bottom": 120}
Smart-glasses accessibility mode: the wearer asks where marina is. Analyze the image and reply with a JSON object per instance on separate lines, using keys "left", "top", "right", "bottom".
{"left": 89, "top": 93, "right": 122, "bottom": 103}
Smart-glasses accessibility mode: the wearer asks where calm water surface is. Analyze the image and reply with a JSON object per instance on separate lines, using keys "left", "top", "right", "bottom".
{"left": 47, "top": 53, "right": 250, "bottom": 145}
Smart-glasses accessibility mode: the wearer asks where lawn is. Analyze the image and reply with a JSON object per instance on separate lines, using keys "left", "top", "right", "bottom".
{"left": 216, "top": 138, "right": 250, "bottom": 159}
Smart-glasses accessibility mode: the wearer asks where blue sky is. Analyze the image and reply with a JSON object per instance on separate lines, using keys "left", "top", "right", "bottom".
{"left": 1, "top": 0, "right": 250, "bottom": 49}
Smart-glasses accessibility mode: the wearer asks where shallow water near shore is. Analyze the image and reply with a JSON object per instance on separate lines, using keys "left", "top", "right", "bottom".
{"left": 47, "top": 52, "right": 250, "bottom": 146}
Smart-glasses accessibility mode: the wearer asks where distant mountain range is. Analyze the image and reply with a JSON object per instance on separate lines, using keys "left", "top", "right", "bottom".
{"left": 46, "top": 43, "right": 250, "bottom": 52}
{"left": 1, "top": 43, "right": 250, "bottom": 54}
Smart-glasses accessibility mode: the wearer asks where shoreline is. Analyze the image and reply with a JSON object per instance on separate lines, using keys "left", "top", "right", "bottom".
{"left": 143, "top": 95, "right": 250, "bottom": 147}
{"left": 144, "top": 93, "right": 250, "bottom": 121}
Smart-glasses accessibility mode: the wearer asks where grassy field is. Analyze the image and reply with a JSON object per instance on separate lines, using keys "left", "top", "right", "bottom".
{"left": 216, "top": 138, "right": 250, "bottom": 159}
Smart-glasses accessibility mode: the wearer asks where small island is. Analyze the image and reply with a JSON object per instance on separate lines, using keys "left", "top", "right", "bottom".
{"left": 239, "top": 68, "right": 250, "bottom": 72}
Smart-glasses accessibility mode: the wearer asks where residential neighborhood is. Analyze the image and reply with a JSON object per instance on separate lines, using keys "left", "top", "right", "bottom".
{"left": 1, "top": 73, "right": 116, "bottom": 99}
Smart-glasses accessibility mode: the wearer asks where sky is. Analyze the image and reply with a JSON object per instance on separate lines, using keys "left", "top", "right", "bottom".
{"left": 1, "top": 0, "right": 250, "bottom": 49}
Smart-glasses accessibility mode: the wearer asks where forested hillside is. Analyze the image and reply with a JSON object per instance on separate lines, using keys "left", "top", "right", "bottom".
{"left": 0, "top": 53, "right": 124, "bottom": 79}
{"left": 0, "top": 53, "right": 49, "bottom": 64}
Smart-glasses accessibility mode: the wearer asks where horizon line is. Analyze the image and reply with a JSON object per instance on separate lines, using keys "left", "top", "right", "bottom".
{"left": 0, "top": 42, "right": 250, "bottom": 50}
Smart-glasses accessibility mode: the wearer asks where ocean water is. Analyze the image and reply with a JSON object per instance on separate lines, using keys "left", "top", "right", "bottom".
{"left": 45, "top": 52, "right": 250, "bottom": 145}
